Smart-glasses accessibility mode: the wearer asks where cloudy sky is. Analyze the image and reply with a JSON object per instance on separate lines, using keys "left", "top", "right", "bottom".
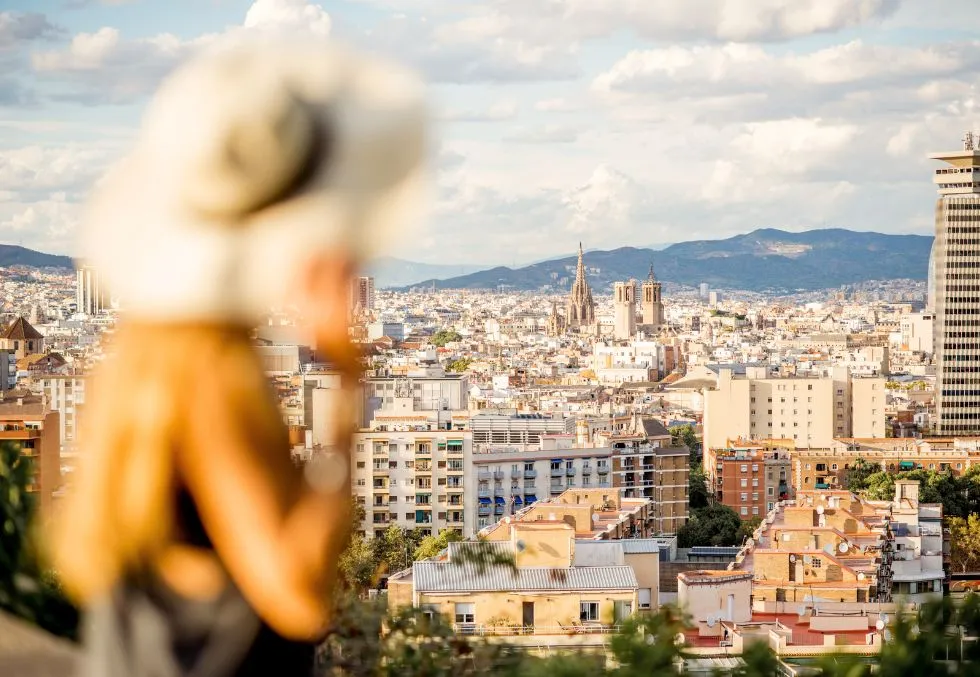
{"left": 1, "top": 0, "right": 978, "bottom": 266}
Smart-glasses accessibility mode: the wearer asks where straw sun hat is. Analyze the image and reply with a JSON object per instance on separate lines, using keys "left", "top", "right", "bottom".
{"left": 81, "top": 39, "right": 428, "bottom": 323}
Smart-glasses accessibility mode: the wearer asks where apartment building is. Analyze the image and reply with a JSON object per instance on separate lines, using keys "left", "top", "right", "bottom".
{"left": 704, "top": 442, "right": 792, "bottom": 518}
{"left": 33, "top": 375, "right": 85, "bottom": 451}
{"left": 791, "top": 437, "right": 980, "bottom": 493}
{"left": 389, "top": 520, "right": 639, "bottom": 638}
{"left": 731, "top": 484, "right": 944, "bottom": 604}
{"left": 362, "top": 373, "right": 468, "bottom": 428}
{"left": 0, "top": 394, "right": 60, "bottom": 517}
{"left": 470, "top": 411, "right": 575, "bottom": 451}
{"left": 351, "top": 394, "right": 473, "bottom": 539}
{"left": 596, "top": 416, "right": 689, "bottom": 534}
{"left": 470, "top": 446, "right": 612, "bottom": 530}
{"left": 703, "top": 365, "right": 886, "bottom": 450}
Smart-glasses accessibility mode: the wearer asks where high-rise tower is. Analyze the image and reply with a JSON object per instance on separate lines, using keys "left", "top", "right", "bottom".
{"left": 932, "top": 133, "right": 980, "bottom": 435}
{"left": 566, "top": 242, "right": 596, "bottom": 330}
{"left": 75, "top": 264, "right": 106, "bottom": 316}
{"left": 640, "top": 264, "right": 664, "bottom": 333}
{"left": 613, "top": 279, "right": 637, "bottom": 340}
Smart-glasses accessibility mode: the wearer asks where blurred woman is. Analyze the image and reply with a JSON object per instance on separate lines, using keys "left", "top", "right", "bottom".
{"left": 52, "top": 38, "right": 427, "bottom": 677}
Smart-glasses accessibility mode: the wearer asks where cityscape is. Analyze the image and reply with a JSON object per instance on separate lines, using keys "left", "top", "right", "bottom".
{"left": 3, "top": 0, "right": 980, "bottom": 675}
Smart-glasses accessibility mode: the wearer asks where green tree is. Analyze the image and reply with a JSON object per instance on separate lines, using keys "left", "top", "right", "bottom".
{"left": 413, "top": 528, "right": 464, "bottom": 561}
{"left": 338, "top": 532, "right": 378, "bottom": 591}
{"left": 0, "top": 441, "right": 78, "bottom": 639}
{"left": 371, "top": 525, "right": 415, "bottom": 578}
{"left": 736, "top": 517, "right": 763, "bottom": 545}
{"left": 670, "top": 424, "right": 700, "bottom": 465}
{"left": 430, "top": 329, "right": 462, "bottom": 347}
{"left": 677, "top": 503, "right": 742, "bottom": 547}
{"left": 949, "top": 515, "right": 980, "bottom": 574}
{"left": 446, "top": 358, "right": 472, "bottom": 373}
{"left": 688, "top": 466, "right": 710, "bottom": 510}
{"left": 844, "top": 457, "right": 879, "bottom": 492}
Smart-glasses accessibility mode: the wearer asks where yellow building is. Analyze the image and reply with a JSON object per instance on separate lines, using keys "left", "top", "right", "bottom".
{"left": 389, "top": 520, "right": 638, "bottom": 636}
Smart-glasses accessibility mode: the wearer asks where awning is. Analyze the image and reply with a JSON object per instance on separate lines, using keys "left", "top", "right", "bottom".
{"left": 513, "top": 496, "right": 523, "bottom": 504}
{"left": 494, "top": 496, "right": 506, "bottom": 505}
{"left": 551, "top": 458, "right": 564, "bottom": 462}
{"left": 479, "top": 497, "right": 491, "bottom": 504}
{"left": 525, "top": 495, "right": 537, "bottom": 503}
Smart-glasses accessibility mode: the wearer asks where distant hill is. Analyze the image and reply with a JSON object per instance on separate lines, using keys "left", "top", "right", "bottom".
{"left": 0, "top": 245, "right": 72, "bottom": 270}
{"left": 400, "top": 228, "right": 933, "bottom": 293}
{"left": 366, "top": 257, "right": 486, "bottom": 288}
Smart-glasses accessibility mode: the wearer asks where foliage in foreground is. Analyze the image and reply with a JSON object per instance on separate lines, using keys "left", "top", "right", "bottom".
{"left": 316, "top": 594, "right": 980, "bottom": 677}
{"left": 0, "top": 441, "right": 78, "bottom": 639}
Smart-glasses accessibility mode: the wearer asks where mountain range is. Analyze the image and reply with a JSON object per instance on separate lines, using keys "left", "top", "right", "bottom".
{"left": 397, "top": 229, "right": 934, "bottom": 293}
{"left": 0, "top": 245, "right": 73, "bottom": 270}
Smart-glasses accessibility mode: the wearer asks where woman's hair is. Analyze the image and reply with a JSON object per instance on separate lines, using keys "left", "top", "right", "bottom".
{"left": 51, "top": 323, "right": 291, "bottom": 602}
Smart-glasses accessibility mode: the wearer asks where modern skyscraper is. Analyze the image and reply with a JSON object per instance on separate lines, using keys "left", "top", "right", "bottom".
{"left": 932, "top": 133, "right": 980, "bottom": 435}
{"left": 613, "top": 279, "right": 637, "bottom": 340}
{"left": 75, "top": 264, "right": 106, "bottom": 316}
{"left": 640, "top": 265, "right": 664, "bottom": 333}
{"left": 566, "top": 242, "right": 596, "bottom": 331}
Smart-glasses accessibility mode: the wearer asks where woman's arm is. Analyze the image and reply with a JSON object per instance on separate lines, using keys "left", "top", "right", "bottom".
{"left": 177, "top": 353, "right": 351, "bottom": 641}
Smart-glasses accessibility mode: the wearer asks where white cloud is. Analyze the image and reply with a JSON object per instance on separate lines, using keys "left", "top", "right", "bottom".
{"left": 30, "top": 0, "right": 332, "bottom": 104}
{"left": 243, "top": 0, "right": 331, "bottom": 38}
{"left": 534, "top": 98, "right": 581, "bottom": 113}
{"left": 505, "top": 124, "right": 580, "bottom": 144}
{"left": 439, "top": 100, "right": 518, "bottom": 123}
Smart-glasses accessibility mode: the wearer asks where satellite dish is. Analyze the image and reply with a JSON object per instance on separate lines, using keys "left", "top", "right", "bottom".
{"left": 797, "top": 605, "right": 807, "bottom": 616}
{"left": 674, "top": 632, "right": 686, "bottom": 646}
{"left": 858, "top": 572, "right": 866, "bottom": 581}
{"left": 839, "top": 542, "right": 849, "bottom": 554}
{"left": 875, "top": 619, "right": 885, "bottom": 631}
{"left": 789, "top": 554, "right": 797, "bottom": 563}
{"left": 883, "top": 629, "right": 893, "bottom": 642}
{"left": 706, "top": 616, "right": 717, "bottom": 628}
{"left": 816, "top": 505, "right": 825, "bottom": 515}
{"left": 516, "top": 539, "right": 526, "bottom": 552}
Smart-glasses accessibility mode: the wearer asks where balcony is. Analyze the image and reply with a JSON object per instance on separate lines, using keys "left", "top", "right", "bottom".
{"left": 478, "top": 506, "right": 492, "bottom": 516}
{"left": 478, "top": 487, "right": 490, "bottom": 498}
{"left": 478, "top": 470, "right": 492, "bottom": 481}
{"left": 415, "top": 446, "right": 432, "bottom": 457}
{"left": 550, "top": 485, "right": 564, "bottom": 495}
{"left": 494, "top": 505, "right": 505, "bottom": 515}
{"left": 511, "top": 469, "right": 523, "bottom": 480}
{"left": 416, "top": 463, "right": 432, "bottom": 473}
{"left": 447, "top": 464, "right": 464, "bottom": 474}
{"left": 566, "top": 467, "right": 576, "bottom": 477}
{"left": 597, "top": 466, "right": 609, "bottom": 474}
{"left": 493, "top": 485, "right": 506, "bottom": 496}
{"left": 551, "top": 467, "right": 563, "bottom": 478}
{"left": 524, "top": 470, "right": 537, "bottom": 479}
{"left": 0, "top": 428, "right": 41, "bottom": 440}
{"left": 372, "top": 466, "right": 389, "bottom": 474}
{"left": 493, "top": 470, "right": 506, "bottom": 480}
{"left": 372, "top": 501, "right": 389, "bottom": 509}
{"left": 447, "top": 513, "right": 465, "bottom": 525}
{"left": 447, "top": 444, "right": 464, "bottom": 455}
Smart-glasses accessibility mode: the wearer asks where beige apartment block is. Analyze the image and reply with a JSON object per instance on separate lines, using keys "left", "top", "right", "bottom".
{"left": 791, "top": 436, "right": 980, "bottom": 493}
{"left": 703, "top": 366, "right": 885, "bottom": 450}
{"left": 388, "top": 521, "right": 639, "bottom": 638}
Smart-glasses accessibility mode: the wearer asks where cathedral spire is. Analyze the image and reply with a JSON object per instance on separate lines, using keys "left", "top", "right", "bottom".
{"left": 648, "top": 263, "right": 656, "bottom": 282}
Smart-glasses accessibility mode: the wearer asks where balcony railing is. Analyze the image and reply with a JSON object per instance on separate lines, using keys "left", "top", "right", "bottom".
{"left": 493, "top": 470, "right": 505, "bottom": 480}
{"left": 550, "top": 468, "right": 563, "bottom": 477}
{"left": 453, "top": 623, "right": 621, "bottom": 637}
{"left": 524, "top": 470, "right": 537, "bottom": 479}
{"left": 511, "top": 469, "right": 523, "bottom": 480}
{"left": 478, "top": 471, "right": 492, "bottom": 481}
{"left": 597, "top": 466, "right": 609, "bottom": 474}
{"left": 565, "top": 467, "right": 576, "bottom": 477}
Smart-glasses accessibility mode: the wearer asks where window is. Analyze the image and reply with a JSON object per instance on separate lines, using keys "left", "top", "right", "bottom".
{"left": 740, "top": 479, "right": 747, "bottom": 488}
{"left": 740, "top": 506, "right": 748, "bottom": 516}
{"left": 455, "top": 603, "right": 475, "bottom": 624}
{"left": 740, "top": 492, "right": 748, "bottom": 501}
{"left": 356, "top": 461, "right": 365, "bottom": 469}
{"left": 752, "top": 478, "right": 759, "bottom": 487}
{"left": 741, "top": 464, "right": 748, "bottom": 472}
{"left": 767, "top": 486, "right": 774, "bottom": 496}
{"left": 580, "top": 601, "right": 599, "bottom": 622}
{"left": 752, "top": 506, "right": 759, "bottom": 515}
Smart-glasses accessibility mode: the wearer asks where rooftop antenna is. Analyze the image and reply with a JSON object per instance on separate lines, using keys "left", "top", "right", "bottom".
{"left": 965, "top": 131, "right": 975, "bottom": 151}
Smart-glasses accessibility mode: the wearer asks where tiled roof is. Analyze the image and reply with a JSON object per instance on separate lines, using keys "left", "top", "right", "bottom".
{"left": 413, "top": 561, "right": 637, "bottom": 593}
{"left": 2, "top": 317, "right": 42, "bottom": 341}
{"left": 620, "top": 539, "right": 670, "bottom": 554}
